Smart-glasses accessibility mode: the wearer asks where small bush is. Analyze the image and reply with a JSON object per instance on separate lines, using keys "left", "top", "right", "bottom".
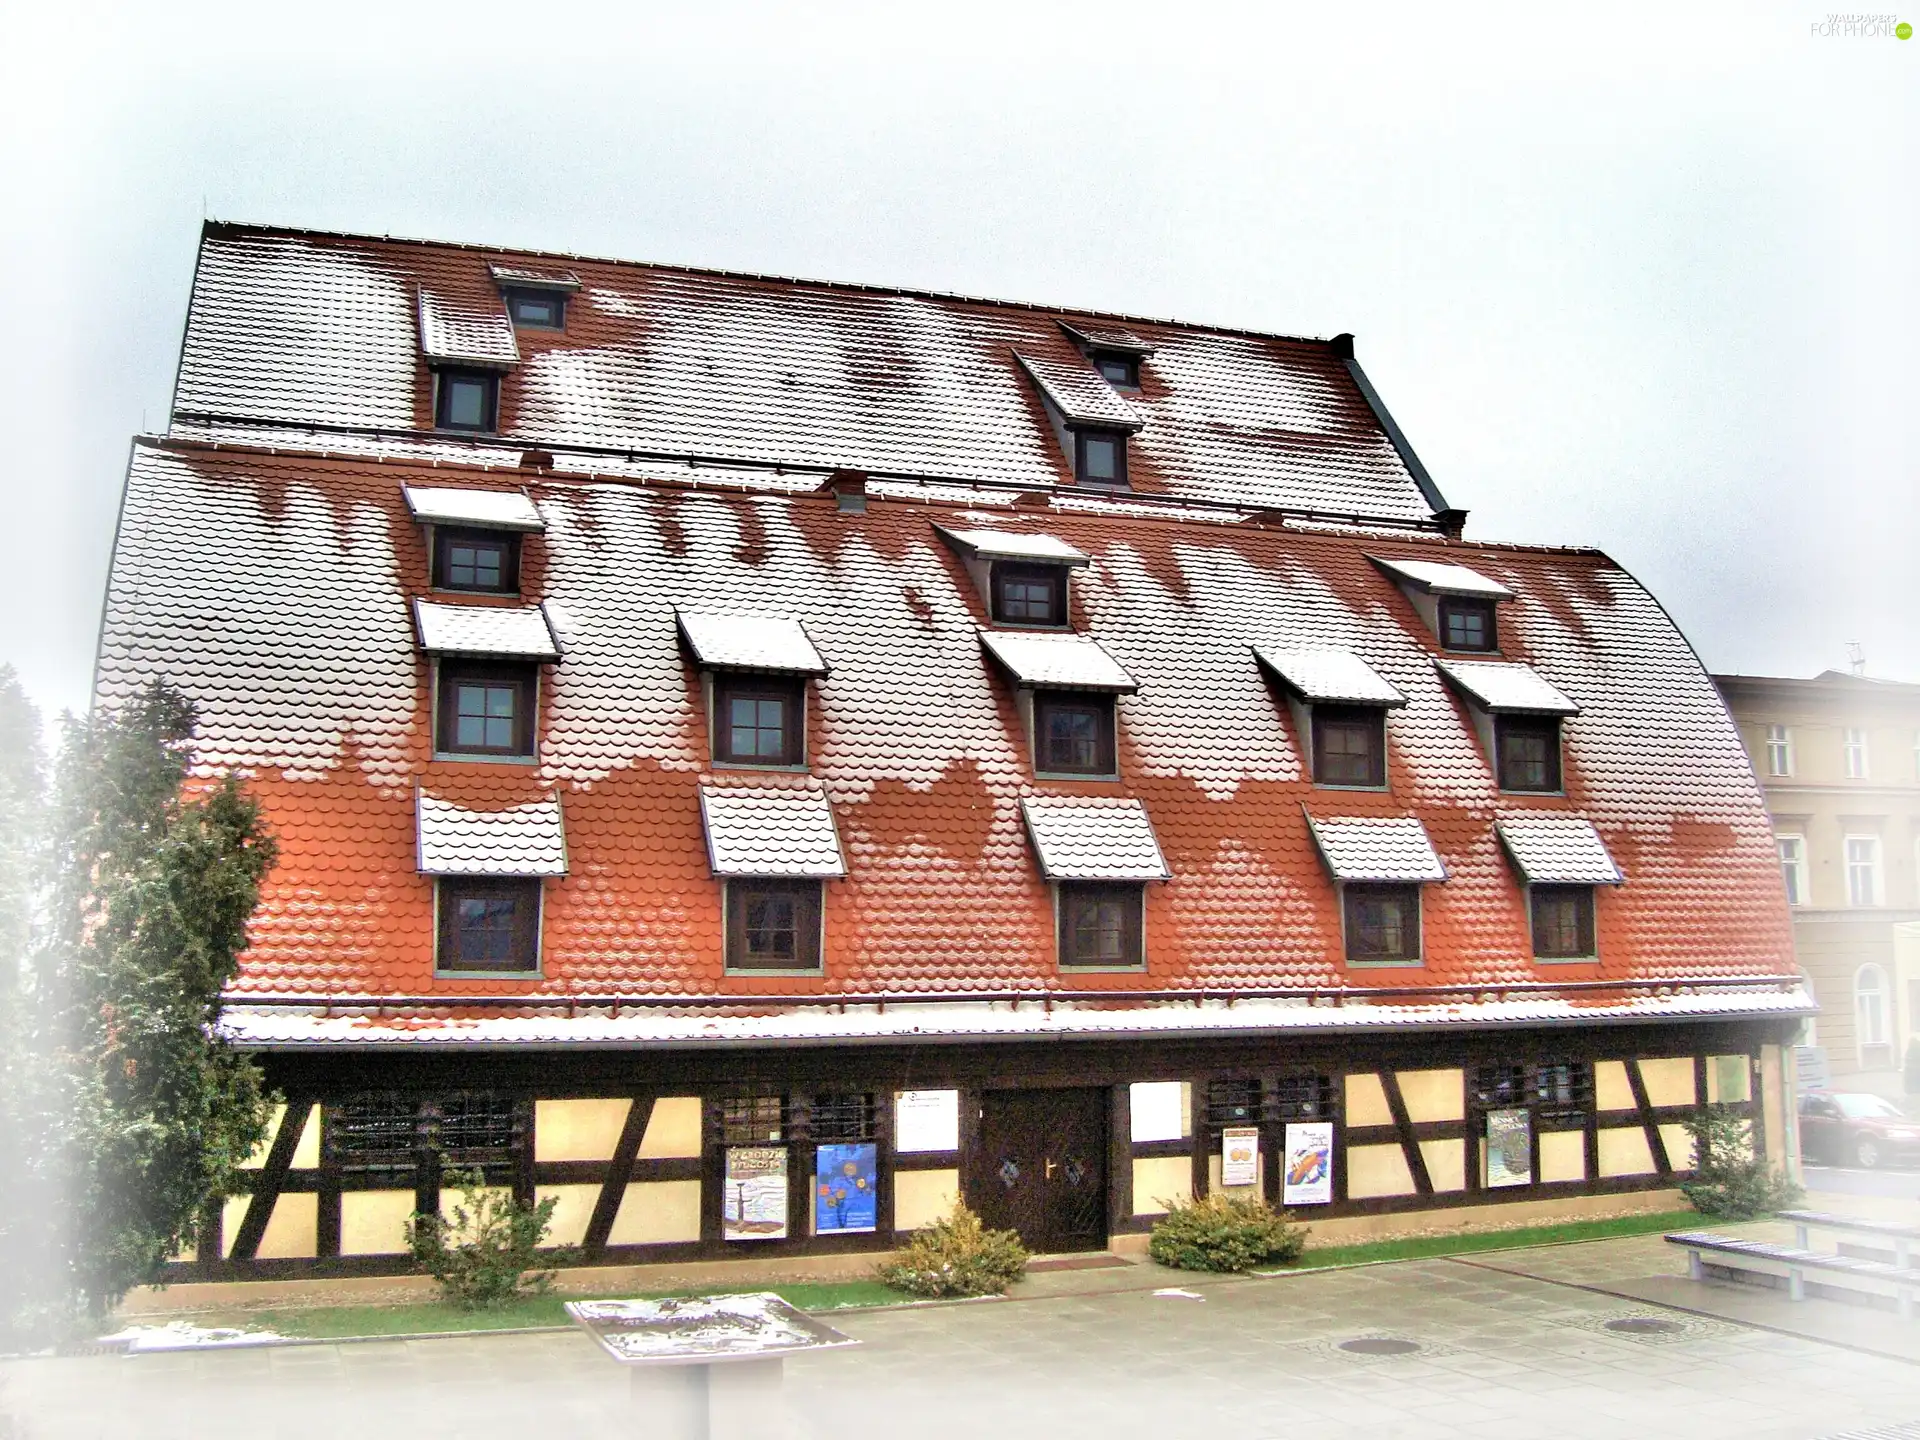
{"left": 1679, "top": 1104, "right": 1801, "bottom": 1220}
{"left": 407, "top": 1168, "right": 566, "bottom": 1309}
{"left": 875, "top": 1202, "right": 1029, "bottom": 1297}
{"left": 1148, "top": 1191, "right": 1307, "bottom": 1273}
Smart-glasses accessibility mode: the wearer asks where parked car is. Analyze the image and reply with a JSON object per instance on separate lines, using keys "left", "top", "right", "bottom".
{"left": 1797, "top": 1090, "right": 1920, "bottom": 1170}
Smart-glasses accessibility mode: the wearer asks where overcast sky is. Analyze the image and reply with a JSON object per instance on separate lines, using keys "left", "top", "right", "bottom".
{"left": 1, "top": 0, "right": 1913, "bottom": 722}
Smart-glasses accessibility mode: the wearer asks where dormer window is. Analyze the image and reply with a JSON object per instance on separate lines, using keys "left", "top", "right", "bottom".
{"left": 434, "top": 369, "right": 499, "bottom": 432}
{"left": 412, "top": 600, "right": 561, "bottom": 762}
{"left": 677, "top": 609, "right": 831, "bottom": 772}
{"left": 714, "top": 674, "right": 805, "bottom": 766}
{"left": 1092, "top": 353, "right": 1139, "bottom": 388}
{"left": 1075, "top": 429, "right": 1127, "bottom": 486}
{"left": 977, "top": 630, "right": 1138, "bottom": 781}
{"left": 1035, "top": 691, "right": 1117, "bottom": 776}
{"left": 503, "top": 287, "right": 566, "bottom": 330}
{"left": 1434, "top": 660, "right": 1579, "bottom": 796}
{"left": 432, "top": 528, "right": 521, "bottom": 594}
{"left": 1253, "top": 647, "right": 1407, "bottom": 791}
{"left": 1440, "top": 597, "right": 1497, "bottom": 652}
{"left": 991, "top": 563, "right": 1067, "bottom": 627}
{"left": 1496, "top": 716, "right": 1563, "bottom": 792}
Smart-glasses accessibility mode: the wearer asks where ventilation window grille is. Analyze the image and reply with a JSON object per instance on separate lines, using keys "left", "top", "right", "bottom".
{"left": 1269, "top": 1074, "right": 1336, "bottom": 1122}
{"left": 720, "top": 1096, "right": 789, "bottom": 1146}
{"left": 1534, "top": 1061, "right": 1594, "bottom": 1129}
{"left": 808, "top": 1093, "right": 877, "bottom": 1144}
{"left": 1205, "top": 1077, "right": 1262, "bottom": 1126}
{"left": 328, "top": 1095, "right": 419, "bottom": 1172}
{"left": 1472, "top": 1064, "right": 1530, "bottom": 1109}
{"left": 436, "top": 1093, "right": 518, "bottom": 1166}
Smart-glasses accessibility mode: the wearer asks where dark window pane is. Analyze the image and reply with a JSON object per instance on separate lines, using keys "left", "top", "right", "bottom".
{"left": 456, "top": 895, "right": 518, "bottom": 966}
{"left": 1272, "top": 1074, "right": 1336, "bottom": 1122}
{"left": 809, "top": 1093, "right": 876, "bottom": 1143}
{"left": 1497, "top": 718, "right": 1561, "bottom": 791}
{"left": 443, "top": 375, "right": 492, "bottom": 430}
{"left": 1206, "top": 1077, "right": 1261, "bottom": 1125}
{"left": 714, "top": 677, "right": 803, "bottom": 764}
{"left": 745, "top": 892, "right": 797, "bottom": 960}
{"left": 726, "top": 881, "right": 821, "bottom": 971}
{"left": 1313, "top": 706, "right": 1384, "bottom": 786}
{"left": 454, "top": 681, "right": 518, "bottom": 751}
{"left": 436, "top": 877, "right": 540, "bottom": 972}
{"left": 993, "top": 563, "right": 1066, "bottom": 626}
{"left": 721, "top": 1096, "right": 787, "bottom": 1144}
{"left": 437, "top": 1093, "right": 517, "bottom": 1157}
{"left": 1440, "top": 599, "right": 1496, "bottom": 651}
{"left": 1081, "top": 434, "right": 1118, "bottom": 481}
{"left": 1034, "top": 692, "right": 1114, "bottom": 775}
{"left": 506, "top": 290, "right": 564, "bottom": 328}
{"left": 1344, "top": 884, "right": 1420, "bottom": 962}
{"left": 1059, "top": 882, "right": 1142, "bottom": 968}
{"left": 1530, "top": 885, "right": 1595, "bottom": 958}
{"left": 328, "top": 1095, "right": 419, "bottom": 1171}
{"left": 1095, "top": 355, "right": 1137, "bottom": 386}
{"left": 1473, "top": 1063, "right": 1529, "bottom": 1107}
{"left": 432, "top": 528, "right": 519, "bottom": 593}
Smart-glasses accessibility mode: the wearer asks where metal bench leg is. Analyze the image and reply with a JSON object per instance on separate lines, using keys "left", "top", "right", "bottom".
{"left": 1688, "top": 1251, "right": 1703, "bottom": 1281}
{"left": 1795, "top": 1224, "right": 1809, "bottom": 1250}
{"left": 1788, "top": 1268, "right": 1805, "bottom": 1302}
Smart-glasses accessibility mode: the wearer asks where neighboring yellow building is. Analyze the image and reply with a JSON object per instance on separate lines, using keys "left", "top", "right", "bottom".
{"left": 1714, "top": 670, "right": 1920, "bottom": 1095}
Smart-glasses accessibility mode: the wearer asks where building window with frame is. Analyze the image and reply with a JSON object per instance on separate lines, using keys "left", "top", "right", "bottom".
{"left": 436, "top": 662, "right": 537, "bottom": 757}
{"left": 431, "top": 527, "right": 521, "bottom": 594}
{"left": 808, "top": 1093, "right": 878, "bottom": 1144}
{"left": 502, "top": 287, "right": 566, "bottom": 330}
{"left": 1844, "top": 727, "right": 1870, "bottom": 779}
{"left": 1496, "top": 716, "right": 1562, "bottom": 792}
{"left": 326, "top": 1094, "right": 421, "bottom": 1174}
{"left": 434, "top": 368, "right": 500, "bottom": 432}
{"left": 1855, "top": 964, "right": 1890, "bottom": 1057}
{"left": 720, "top": 1095, "right": 789, "bottom": 1145}
{"left": 1532, "top": 1061, "right": 1594, "bottom": 1128}
{"left": 990, "top": 563, "right": 1068, "bottom": 627}
{"left": 1845, "top": 834, "right": 1882, "bottom": 907}
{"left": 724, "top": 879, "right": 823, "bottom": 972}
{"left": 435, "top": 1092, "right": 520, "bottom": 1172}
{"left": 1034, "top": 691, "right": 1117, "bottom": 777}
{"left": 1073, "top": 428, "right": 1127, "bottom": 486}
{"left": 1271, "top": 1074, "right": 1336, "bottom": 1121}
{"left": 1530, "top": 885, "right": 1595, "bottom": 960}
{"left": 1204, "top": 1077, "right": 1261, "bottom": 1126}
{"left": 1311, "top": 706, "right": 1386, "bottom": 787}
{"left": 1777, "top": 835, "right": 1809, "bottom": 906}
{"left": 1343, "top": 883, "right": 1421, "bottom": 965}
{"left": 1091, "top": 353, "right": 1139, "bottom": 388}
{"left": 1438, "top": 597, "right": 1498, "bottom": 653}
{"left": 1765, "top": 724, "right": 1794, "bottom": 777}
{"left": 1057, "top": 881, "right": 1144, "bottom": 969}
{"left": 713, "top": 674, "right": 805, "bottom": 766}
{"left": 435, "top": 876, "right": 542, "bottom": 973}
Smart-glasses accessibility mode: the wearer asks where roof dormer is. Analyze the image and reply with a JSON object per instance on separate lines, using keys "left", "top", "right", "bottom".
{"left": 1012, "top": 351, "right": 1143, "bottom": 488}
{"left": 489, "top": 264, "right": 581, "bottom": 331}
{"left": 934, "top": 523, "right": 1090, "bottom": 629}
{"left": 1255, "top": 647, "right": 1406, "bottom": 789}
{"left": 1059, "top": 320, "right": 1155, "bottom": 390}
{"left": 404, "top": 485, "right": 545, "bottom": 596}
{"left": 1369, "top": 554, "right": 1514, "bottom": 654}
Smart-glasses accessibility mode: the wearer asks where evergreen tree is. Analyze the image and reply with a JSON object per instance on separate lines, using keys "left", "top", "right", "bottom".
{"left": 5, "top": 681, "right": 277, "bottom": 1340}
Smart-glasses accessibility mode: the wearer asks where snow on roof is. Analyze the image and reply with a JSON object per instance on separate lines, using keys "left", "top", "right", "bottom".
{"left": 217, "top": 984, "right": 1814, "bottom": 1051}
{"left": 1012, "top": 351, "right": 1144, "bottom": 430}
{"left": 417, "top": 790, "right": 568, "bottom": 876}
{"left": 700, "top": 783, "right": 847, "bottom": 878}
{"left": 1059, "top": 320, "right": 1155, "bottom": 355}
{"left": 1254, "top": 647, "right": 1407, "bottom": 707}
{"left": 677, "top": 610, "right": 828, "bottom": 676}
{"left": 402, "top": 484, "right": 545, "bottom": 531}
{"left": 933, "top": 524, "right": 1091, "bottom": 568}
{"left": 1496, "top": 814, "right": 1624, "bottom": 886}
{"left": 978, "top": 629, "right": 1138, "bottom": 692}
{"left": 489, "top": 264, "right": 582, "bottom": 291}
{"left": 1435, "top": 659, "right": 1580, "bottom": 715}
{"left": 416, "top": 287, "right": 519, "bottom": 369}
{"left": 1308, "top": 815, "right": 1448, "bottom": 883}
{"left": 1369, "top": 554, "right": 1515, "bottom": 599}
{"left": 413, "top": 599, "right": 560, "bottom": 659}
{"left": 1021, "top": 797, "right": 1170, "bottom": 882}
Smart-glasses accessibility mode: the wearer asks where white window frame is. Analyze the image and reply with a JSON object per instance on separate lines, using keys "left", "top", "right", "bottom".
{"left": 1855, "top": 963, "right": 1889, "bottom": 1053}
{"left": 1844, "top": 834, "right": 1883, "bottom": 908}
{"left": 1775, "top": 834, "right": 1809, "bottom": 907}
{"left": 1844, "top": 727, "right": 1869, "bottom": 779}
{"left": 1765, "top": 724, "right": 1794, "bottom": 778}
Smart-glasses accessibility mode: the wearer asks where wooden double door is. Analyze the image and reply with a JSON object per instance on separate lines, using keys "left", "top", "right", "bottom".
{"left": 974, "top": 1087, "right": 1108, "bottom": 1253}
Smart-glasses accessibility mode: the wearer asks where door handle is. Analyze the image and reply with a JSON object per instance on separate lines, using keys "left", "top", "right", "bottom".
{"left": 1045, "top": 1158, "right": 1058, "bottom": 1179}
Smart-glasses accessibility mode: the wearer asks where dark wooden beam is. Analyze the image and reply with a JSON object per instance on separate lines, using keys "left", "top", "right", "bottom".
{"left": 228, "top": 1098, "right": 315, "bottom": 1262}
{"left": 1624, "top": 1060, "right": 1674, "bottom": 1180}
{"left": 1378, "top": 1071, "right": 1433, "bottom": 1197}
{"left": 581, "top": 1096, "right": 655, "bottom": 1262}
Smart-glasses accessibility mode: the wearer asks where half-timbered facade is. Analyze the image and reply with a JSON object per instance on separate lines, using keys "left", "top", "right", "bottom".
{"left": 97, "top": 223, "right": 1807, "bottom": 1277}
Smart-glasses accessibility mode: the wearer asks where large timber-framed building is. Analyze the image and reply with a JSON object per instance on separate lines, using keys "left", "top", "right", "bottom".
{"left": 97, "top": 222, "right": 1808, "bottom": 1278}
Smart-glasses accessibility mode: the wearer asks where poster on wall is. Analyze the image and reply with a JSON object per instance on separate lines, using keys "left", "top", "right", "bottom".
{"left": 724, "top": 1146, "right": 789, "bottom": 1240}
{"left": 1221, "top": 1127, "right": 1261, "bottom": 1188}
{"left": 1130, "top": 1081, "right": 1187, "bottom": 1143}
{"left": 815, "top": 1143, "right": 879, "bottom": 1234}
{"left": 894, "top": 1090, "right": 960, "bottom": 1153}
{"left": 1282, "top": 1122, "right": 1334, "bottom": 1205}
{"left": 1485, "top": 1108, "right": 1533, "bottom": 1188}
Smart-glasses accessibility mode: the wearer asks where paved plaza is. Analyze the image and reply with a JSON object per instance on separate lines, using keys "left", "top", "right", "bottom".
{"left": 6, "top": 1234, "right": 1920, "bottom": 1440}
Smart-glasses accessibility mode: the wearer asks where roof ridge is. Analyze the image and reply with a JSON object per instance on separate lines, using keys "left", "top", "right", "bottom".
{"left": 200, "top": 218, "right": 1343, "bottom": 350}
{"left": 136, "top": 434, "right": 1614, "bottom": 563}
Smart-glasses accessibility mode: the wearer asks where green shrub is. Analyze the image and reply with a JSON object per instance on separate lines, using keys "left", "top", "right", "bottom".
{"left": 1148, "top": 1191, "right": 1307, "bottom": 1273}
{"left": 407, "top": 1168, "right": 566, "bottom": 1309}
{"left": 1678, "top": 1104, "right": 1801, "bottom": 1220}
{"left": 875, "top": 1202, "right": 1029, "bottom": 1297}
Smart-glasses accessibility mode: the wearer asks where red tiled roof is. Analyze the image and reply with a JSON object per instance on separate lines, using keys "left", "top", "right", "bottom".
{"left": 171, "top": 223, "right": 1446, "bottom": 522}
{"left": 96, "top": 437, "right": 1794, "bottom": 1001}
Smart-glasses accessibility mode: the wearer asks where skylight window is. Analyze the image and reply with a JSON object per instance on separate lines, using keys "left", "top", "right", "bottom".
{"left": 435, "top": 369, "right": 499, "bottom": 432}
{"left": 1076, "top": 429, "right": 1127, "bottom": 486}
{"left": 1092, "top": 353, "right": 1139, "bottom": 388}
{"left": 432, "top": 527, "right": 520, "bottom": 594}
{"left": 502, "top": 287, "right": 566, "bottom": 330}
{"left": 991, "top": 563, "right": 1067, "bottom": 627}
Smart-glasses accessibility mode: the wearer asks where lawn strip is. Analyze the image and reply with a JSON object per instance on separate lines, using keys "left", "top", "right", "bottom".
{"left": 1283, "top": 1209, "right": 1699, "bottom": 1271}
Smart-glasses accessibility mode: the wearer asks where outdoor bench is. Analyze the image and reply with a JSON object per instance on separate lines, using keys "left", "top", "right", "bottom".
{"left": 1665, "top": 1230, "right": 1920, "bottom": 1319}
{"left": 1774, "top": 1209, "right": 1919, "bottom": 1269}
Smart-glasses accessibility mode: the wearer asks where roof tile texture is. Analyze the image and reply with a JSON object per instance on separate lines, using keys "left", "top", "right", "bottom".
{"left": 1021, "top": 797, "right": 1170, "bottom": 882}
{"left": 96, "top": 439, "right": 1792, "bottom": 998}
{"left": 416, "top": 791, "right": 568, "bottom": 876}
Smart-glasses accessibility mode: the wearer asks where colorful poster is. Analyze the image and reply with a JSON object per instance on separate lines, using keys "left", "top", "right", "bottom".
{"left": 894, "top": 1090, "right": 960, "bottom": 1153}
{"left": 723, "top": 1146, "right": 789, "bottom": 1240}
{"left": 1486, "top": 1108, "right": 1533, "bottom": 1188}
{"left": 814, "top": 1143, "right": 879, "bottom": 1234}
{"left": 1282, "top": 1122, "right": 1334, "bottom": 1205}
{"left": 1221, "top": 1127, "right": 1261, "bottom": 1188}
